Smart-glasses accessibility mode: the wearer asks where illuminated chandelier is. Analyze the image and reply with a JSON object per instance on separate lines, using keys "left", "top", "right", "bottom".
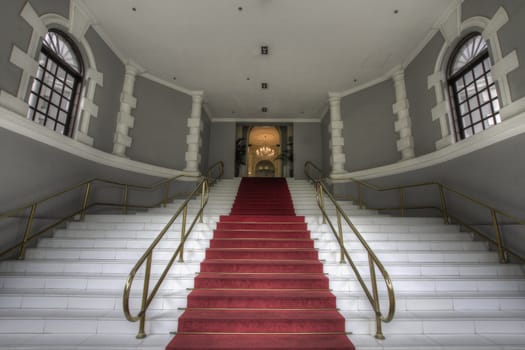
{"left": 255, "top": 136, "right": 275, "bottom": 158}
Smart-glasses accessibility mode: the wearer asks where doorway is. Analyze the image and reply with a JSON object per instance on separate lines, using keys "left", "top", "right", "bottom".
{"left": 234, "top": 124, "right": 293, "bottom": 178}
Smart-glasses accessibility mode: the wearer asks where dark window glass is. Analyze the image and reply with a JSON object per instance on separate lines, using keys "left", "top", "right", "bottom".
{"left": 448, "top": 34, "right": 500, "bottom": 140}
{"left": 27, "top": 31, "right": 83, "bottom": 136}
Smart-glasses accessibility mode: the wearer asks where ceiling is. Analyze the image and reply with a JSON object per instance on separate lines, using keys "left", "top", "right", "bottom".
{"left": 81, "top": 0, "right": 456, "bottom": 121}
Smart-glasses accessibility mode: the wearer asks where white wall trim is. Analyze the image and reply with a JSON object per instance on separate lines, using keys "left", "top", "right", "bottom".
{"left": 210, "top": 117, "right": 321, "bottom": 123}
{"left": 69, "top": 0, "right": 94, "bottom": 40}
{"left": 0, "top": 106, "right": 189, "bottom": 178}
{"left": 331, "top": 109, "right": 525, "bottom": 182}
{"left": 339, "top": 66, "right": 397, "bottom": 98}
{"left": 140, "top": 73, "right": 194, "bottom": 97}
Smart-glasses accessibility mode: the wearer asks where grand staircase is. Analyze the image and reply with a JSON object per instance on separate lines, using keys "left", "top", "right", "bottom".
{"left": 0, "top": 177, "right": 524, "bottom": 349}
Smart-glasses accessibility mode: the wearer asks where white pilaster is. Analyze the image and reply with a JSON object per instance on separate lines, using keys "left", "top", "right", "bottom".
{"left": 75, "top": 67, "right": 103, "bottom": 146}
{"left": 184, "top": 91, "right": 204, "bottom": 173}
{"left": 392, "top": 68, "right": 415, "bottom": 160}
{"left": 328, "top": 92, "right": 346, "bottom": 174}
{"left": 427, "top": 71, "right": 454, "bottom": 150}
{"left": 112, "top": 62, "right": 142, "bottom": 157}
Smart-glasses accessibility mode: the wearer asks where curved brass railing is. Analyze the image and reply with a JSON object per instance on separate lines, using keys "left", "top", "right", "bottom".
{"left": 304, "top": 162, "right": 395, "bottom": 339}
{"left": 122, "top": 162, "right": 224, "bottom": 338}
{"left": 0, "top": 162, "right": 224, "bottom": 260}
{"left": 328, "top": 170, "right": 525, "bottom": 264}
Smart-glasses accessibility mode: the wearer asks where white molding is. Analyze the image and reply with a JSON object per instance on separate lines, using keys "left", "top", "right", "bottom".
{"left": 69, "top": 0, "right": 94, "bottom": 39}
{"left": 339, "top": 66, "right": 397, "bottom": 98}
{"left": 482, "top": 6, "right": 509, "bottom": 38}
{"left": 9, "top": 46, "right": 38, "bottom": 76}
{"left": 0, "top": 91, "right": 29, "bottom": 116}
{"left": 90, "top": 24, "right": 128, "bottom": 63}
{"left": 140, "top": 73, "right": 194, "bottom": 96}
{"left": 20, "top": 2, "right": 47, "bottom": 38}
{"left": 210, "top": 117, "right": 321, "bottom": 123}
{"left": 439, "top": 3, "right": 461, "bottom": 45}
{"left": 331, "top": 110, "right": 525, "bottom": 182}
{"left": 501, "top": 96, "right": 525, "bottom": 120}
{"left": 0, "top": 106, "right": 190, "bottom": 178}
{"left": 202, "top": 103, "right": 213, "bottom": 121}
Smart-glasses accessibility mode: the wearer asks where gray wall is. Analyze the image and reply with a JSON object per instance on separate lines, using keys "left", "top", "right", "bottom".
{"left": 405, "top": 32, "right": 445, "bottom": 157}
{"left": 321, "top": 112, "right": 331, "bottom": 176}
{"left": 0, "top": 1, "right": 36, "bottom": 96}
{"left": 208, "top": 122, "right": 235, "bottom": 179}
{"left": 29, "top": 0, "right": 69, "bottom": 19}
{"left": 293, "top": 123, "right": 323, "bottom": 179}
{"left": 85, "top": 28, "right": 124, "bottom": 153}
{"left": 200, "top": 108, "right": 211, "bottom": 174}
{"left": 127, "top": 76, "right": 191, "bottom": 169}
{"left": 334, "top": 132, "right": 525, "bottom": 258}
{"left": 341, "top": 80, "right": 399, "bottom": 171}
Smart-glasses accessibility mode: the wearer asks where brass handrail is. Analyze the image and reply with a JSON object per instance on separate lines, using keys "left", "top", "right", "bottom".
{"left": 0, "top": 161, "right": 224, "bottom": 259}
{"left": 122, "top": 163, "right": 224, "bottom": 338}
{"left": 320, "top": 164, "right": 525, "bottom": 263}
{"left": 304, "top": 162, "right": 395, "bottom": 339}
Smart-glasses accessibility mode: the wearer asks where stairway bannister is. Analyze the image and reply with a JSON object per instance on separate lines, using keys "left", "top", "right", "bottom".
{"left": 122, "top": 161, "right": 224, "bottom": 338}
{"left": 318, "top": 165, "right": 525, "bottom": 264}
{"left": 304, "top": 162, "right": 395, "bottom": 339}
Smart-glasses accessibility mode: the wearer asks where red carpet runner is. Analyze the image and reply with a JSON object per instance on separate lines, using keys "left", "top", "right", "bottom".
{"left": 166, "top": 177, "right": 355, "bottom": 349}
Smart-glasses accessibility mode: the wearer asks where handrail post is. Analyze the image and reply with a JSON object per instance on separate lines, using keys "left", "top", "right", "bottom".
{"left": 200, "top": 181, "right": 206, "bottom": 223}
{"left": 438, "top": 184, "right": 449, "bottom": 224}
{"left": 337, "top": 211, "right": 345, "bottom": 264}
{"left": 490, "top": 209, "right": 508, "bottom": 264}
{"left": 368, "top": 256, "right": 384, "bottom": 340}
{"left": 80, "top": 182, "right": 91, "bottom": 221}
{"left": 163, "top": 182, "right": 169, "bottom": 208}
{"left": 18, "top": 204, "right": 37, "bottom": 260}
{"left": 136, "top": 252, "right": 153, "bottom": 339}
{"left": 318, "top": 183, "right": 326, "bottom": 224}
{"left": 357, "top": 183, "right": 363, "bottom": 209}
{"left": 123, "top": 184, "right": 129, "bottom": 215}
{"left": 399, "top": 188, "right": 405, "bottom": 217}
{"left": 178, "top": 206, "right": 188, "bottom": 263}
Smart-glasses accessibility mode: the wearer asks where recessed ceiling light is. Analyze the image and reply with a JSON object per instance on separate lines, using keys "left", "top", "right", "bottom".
{"left": 246, "top": 77, "right": 251, "bottom": 80}
{"left": 173, "top": 77, "right": 176, "bottom": 80}
{"left": 394, "top": 9, "right": 399, "bottom": 14}
{"left": 238, "top": 6, "right": 243, "bottom": 11}
{"left": 261, "top": 82, "right": 268, "bottom": 89}
{"left": 261, "top": 107, "right": 268, "bottom": 112}
{"left": 353, "top": 78, "right": 358, "bottom": 83}
{"left": 261, "top": 46, "right": 269, "bottom": 55}
{"left": 132, "top": 7, "right": 137, "bottom": 11}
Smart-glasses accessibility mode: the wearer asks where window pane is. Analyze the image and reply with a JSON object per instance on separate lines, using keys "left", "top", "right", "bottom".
{"left": 35, "top": 112, "right": 46, "bottom": 124}
{"left": 65, "top": 74, "right": 75, "bottom": 88}
{"left": 479, "top": 89, "right": 491, "bottom": 104}
{"left": 496, "top": 114, "right": 501, "bottom": 123}
{"left": 473, "top": 63, "right": 484, "bottom": 78}
{"left": 60, "top": 99, "right": 70, "bottom": 111}
{"left": 484, "top": 118, "right": 494, "bottom": 128}
{"left": 464, "top": 71, "right": 474, "bottom": 85}
{"left": 45, "top": 120, "right": 56, "bottom": 130}
{"left": 492, "top": 99, "right": 500, "bottom": 113}
{"left": 46, "top": 59, "right": 57, "bottom": 74}
{"left": 455, "top": 79, "right": 464, "bottom": 90}
{"left": 51, "top": 92, "right": 61, "bottom": 106}
{"left": 57, "top": 67, "right": 66, "bottom": 81}
{"left": 487, "top": 72, "right": 494, "bottom": 85}
{"left": 462, "top": 115, "right": 471, "bottom": 127}
{"left": 49, "top": 105, "right": 58, "bottom": 119}
{"left": 475, "top": 77, "right": 487, "bottom": 91}
{"left": 468, "top": 96, "right": 479, "bottom": 110}
{"left": 63, "top": 87, "right": 72, "bottom": 99}
{"left": 55, "top": 124, "right": 65, "bottom": 134}
{"left": 458, "top": 90, "right": 467, "bottom": 102}
{"left": 30, "top": 80, "right": 41, "bottom": 94}
{"left": 481, "top": 103, "right": 492, "bottom": 118}
{"left": 473, "top": 123, "right": 483, "bottom": 133}
{"left": 466, "top": 84, "right": 476, "bottom": 98}
{"left": 471, "top": 109, "right": 481, "bottom": 123}
{"left": 489, "top": 85, "right": 497, "bottom": 99}
{"left": 484, "top": 57, "right": 491, "bottom": 69}
{"left": 43, "top": 72, "right": 54, "bottom": 87}
{"left": 36, "top": 66, "right": 44, "bottom": 80}
{"left": 28, "top": 93, "right": 38, "bottom": 108}
{"left": 464, "top": 128, "right": 473, "bottom": 138}
{"left": 459, "top": 102, "right": 469, "bottom": 115}
{"left": 58, "top": 111, "right": 68, "bottom": 123}
{"left": 37, "top": 100, "right": 48, "bottom": 113}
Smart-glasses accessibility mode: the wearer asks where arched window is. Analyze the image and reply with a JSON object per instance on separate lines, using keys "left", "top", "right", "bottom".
{"left": 447, "top": 33, "right": 500, "bottom": 139}
{"left": 27, "top": 30, "right": 83, "bottom": 136}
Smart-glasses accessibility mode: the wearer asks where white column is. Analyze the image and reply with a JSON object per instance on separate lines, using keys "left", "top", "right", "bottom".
{"left": 184, "top": 91, "right": 204, "bottom": 173}
{"left": 328, "top": 92, "right": 346, "bottom": 174}
{"left": 392, "top": 68, "right": 415, "bottom": 160}
{"left": 112, "top": 62, "right": 141, "bottom": 157}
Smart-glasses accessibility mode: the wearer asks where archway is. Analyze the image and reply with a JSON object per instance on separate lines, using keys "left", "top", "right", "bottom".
{"left": 247, "top": 126, "right": 281, "bottom": 177}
